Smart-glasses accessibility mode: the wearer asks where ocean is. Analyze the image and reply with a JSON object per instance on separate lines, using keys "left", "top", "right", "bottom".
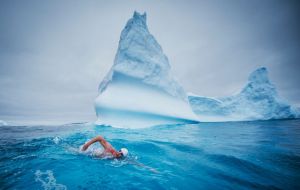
{"left": 1, "top": 120, "right": 300, "bottom": 189}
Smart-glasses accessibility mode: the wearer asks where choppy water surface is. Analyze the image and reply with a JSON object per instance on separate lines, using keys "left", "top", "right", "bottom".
{"left": 1, "top": 120, "right": 300, "bottom": 189}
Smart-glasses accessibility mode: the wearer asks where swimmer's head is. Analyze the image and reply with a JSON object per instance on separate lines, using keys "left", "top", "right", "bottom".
{"left": 119, "top": 148, "right": 128, "bottom": 157}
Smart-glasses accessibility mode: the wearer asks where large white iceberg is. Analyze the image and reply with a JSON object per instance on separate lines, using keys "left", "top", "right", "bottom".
{"left": 95, "top": 12, "right": 199, "bottom": 128}
{"left": 189, "top": 67, "right": 300, "bottom": 121}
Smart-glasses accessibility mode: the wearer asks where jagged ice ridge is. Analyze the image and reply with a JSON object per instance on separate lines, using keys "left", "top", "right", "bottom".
{"left": 189, "top": 67, "right": 300, "bottom": 121}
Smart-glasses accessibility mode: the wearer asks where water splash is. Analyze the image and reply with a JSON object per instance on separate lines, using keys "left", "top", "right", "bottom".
{"left": 52, "top": 136, "right": 62, "bottom": 144}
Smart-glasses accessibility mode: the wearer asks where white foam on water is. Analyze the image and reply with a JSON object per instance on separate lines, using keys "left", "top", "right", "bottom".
{"left": 35, "top": 170, "right": 67, "bottom": 190}
{"left": 53, "top": 136, "right": 62, "bottom": 144}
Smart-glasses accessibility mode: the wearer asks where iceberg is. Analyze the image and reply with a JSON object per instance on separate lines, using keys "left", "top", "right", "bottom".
{"left": 95, "top": 11, "right": 199, "bottom": 128}
{"left": 189, "top": 67, "right": 300, "bottom": 121}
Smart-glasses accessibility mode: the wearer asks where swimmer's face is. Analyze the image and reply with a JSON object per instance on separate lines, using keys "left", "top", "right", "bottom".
{"left": 118, "top": 150, "right": 124, "bottom": 158}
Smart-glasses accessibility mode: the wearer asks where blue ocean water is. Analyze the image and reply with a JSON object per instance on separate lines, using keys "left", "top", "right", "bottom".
{"left": 1, "top": 120, "right": 300, "bottom": 190}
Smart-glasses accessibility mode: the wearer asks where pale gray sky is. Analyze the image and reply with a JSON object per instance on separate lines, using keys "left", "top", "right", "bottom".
{"left": 0, "top": 0, "right": 299, "bottom": 124}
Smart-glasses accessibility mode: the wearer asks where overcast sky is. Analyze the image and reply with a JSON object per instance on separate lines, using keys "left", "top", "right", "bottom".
{"left": 0, "top": 0, "right": 299, "bottom": 124}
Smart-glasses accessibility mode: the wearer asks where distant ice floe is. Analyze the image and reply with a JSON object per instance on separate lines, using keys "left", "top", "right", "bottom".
{"left": 0, "top": 120, "right": 8, "bottom": 126}
{"left": 189, "top": 67, "right": 300, "bottom": 121}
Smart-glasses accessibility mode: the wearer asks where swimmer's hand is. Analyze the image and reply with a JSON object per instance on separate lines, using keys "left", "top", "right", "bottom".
{"left": 81, "top": 144, "right": 89, "bottom": 151}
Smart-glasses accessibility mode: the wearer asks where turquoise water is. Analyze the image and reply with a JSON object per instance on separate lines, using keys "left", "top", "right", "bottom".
{"left": 1, "top": 120, "right": 300, "bottom": 189}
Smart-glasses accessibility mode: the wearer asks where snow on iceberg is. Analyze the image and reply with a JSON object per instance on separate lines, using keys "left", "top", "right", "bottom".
{"left": 189, "top": 67, "right": 300, "bottom": 121}
{"left": 95, "top": 11, "right": 199, "bottom": 128}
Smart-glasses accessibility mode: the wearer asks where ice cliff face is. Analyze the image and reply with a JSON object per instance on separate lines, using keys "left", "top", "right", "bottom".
{"left": 189, "top": 67, "right": 300, "bottom": 121}
{"left": 95, "top": 12, "right": 199, "bottom": 128}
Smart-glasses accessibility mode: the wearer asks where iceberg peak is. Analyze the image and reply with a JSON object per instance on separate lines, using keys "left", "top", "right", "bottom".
{"left": 133, "top": 11, "right": 147, "bottom": 24}
{"left": 248, "top": 67, "right": 270, "bottom": 84}
{"left": 240, "top": 67, "right": 277, "bottom": 98}
{"left": 121, "top": 11, "right": 148, "bottom": 37}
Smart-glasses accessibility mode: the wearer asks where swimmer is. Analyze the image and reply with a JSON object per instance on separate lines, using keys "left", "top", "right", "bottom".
{"left": 81, "top": 135, "right": 159, "bottom": 173}
{"left": 81, "top": 136, "right": 128, "bottom": 158}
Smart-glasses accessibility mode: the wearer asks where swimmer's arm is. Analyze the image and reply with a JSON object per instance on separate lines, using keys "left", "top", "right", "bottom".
{"left": 82, "top": 136, "right": 108, "bottom": 151}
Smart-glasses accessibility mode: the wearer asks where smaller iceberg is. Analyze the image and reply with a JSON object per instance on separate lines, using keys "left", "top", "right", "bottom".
{"left": 189, "top": 67, "right": 300, "bottom": 121}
